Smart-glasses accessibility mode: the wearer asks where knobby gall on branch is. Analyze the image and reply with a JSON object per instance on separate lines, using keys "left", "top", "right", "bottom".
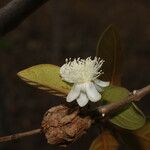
{"left": 0, "top": 82, "right": 149, "bottom": 144}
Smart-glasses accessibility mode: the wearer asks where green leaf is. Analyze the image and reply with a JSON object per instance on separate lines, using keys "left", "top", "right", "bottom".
{"left": 110, "top": 105, "right": 145, "bottom": 130}
{"left": 96, "top": 25, "right": 122, "bottom": 85}
{"left": 89, "top": 130, "right": 119, "bottom": 150}
{"left": 102, "top": 86, "right": 146, "bottom": 130}
{"left": 102, "top": 86, "right": 129, "bottom": 103}
{"left": 17, "top": 64, "right": 71, "bottom": 97}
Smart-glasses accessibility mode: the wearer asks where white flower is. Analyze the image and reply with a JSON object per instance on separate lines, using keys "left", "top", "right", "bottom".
{"left": 60, "top": 57, "right": 109, "bottom": 107}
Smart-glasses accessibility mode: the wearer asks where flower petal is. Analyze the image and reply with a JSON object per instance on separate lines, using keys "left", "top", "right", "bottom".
{"left": 66, "top": 84, "right": 81, "bottom": 102}
{"left": 77, "top": 92, "right": 89, "bottom": 107}
{"left": 85, "top": 82, "right": 101, "bottom": 102}
{"left": 94, "top": 84, "right": 103, "bottom": 92}
{"left": 94, "top": 79, "right": 110, "bottom": 87}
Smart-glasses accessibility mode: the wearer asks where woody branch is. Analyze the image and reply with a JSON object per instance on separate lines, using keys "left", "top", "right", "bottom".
{"left": 0, "top": 85, "right": 149, "bottom": 143}
{"left": 98, "top": 85, "right": 150, "bottom": 116}
{"left": 0, "top": 0, "right": 48, "bottom": 36}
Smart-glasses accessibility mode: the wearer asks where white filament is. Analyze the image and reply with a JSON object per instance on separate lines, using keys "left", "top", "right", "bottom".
{"left": 60, "top": 57, "right": 104, "bottom": 83}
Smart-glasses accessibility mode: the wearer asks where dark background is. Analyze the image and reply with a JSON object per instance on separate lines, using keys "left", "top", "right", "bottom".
{"left": 0, "top": 0, "right": 150, "bottom": 149}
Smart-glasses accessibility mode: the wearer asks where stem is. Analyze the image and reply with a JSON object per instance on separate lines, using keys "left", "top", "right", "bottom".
{"left": 0, "top": 85, "right": 149, "bottom": 143}
{"left": 0, "top": 128, "right": 41, "bottom": 143}
{"left": 0, "top": 0, "right": 48, "bottom": 36}
{"left": 98, "top": 85, "right": 150, "bottom": 116}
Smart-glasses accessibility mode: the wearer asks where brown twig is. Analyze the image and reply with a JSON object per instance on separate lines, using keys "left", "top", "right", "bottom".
{"left": 0, "top": 128, "right": 41, "bottom": 143}
{"left": 0, "top": 85, "right": 149, "bottom": 143}
{"left": 98, "top": 85, "right": 150, "bottom": 116}
{"left": 0, "top": 0, "right": 48, "bottom": 36}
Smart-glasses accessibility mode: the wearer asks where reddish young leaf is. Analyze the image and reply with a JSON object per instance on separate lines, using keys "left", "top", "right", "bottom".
{"left": 96, "top": 25, "right": 122, "bottom": 85}
{"left": 90, "top": 130, "right": 119, "bottom": 150}
{"left": 120, "top": 119, "right": 150, "bottom": 150}
{"left": 133, "top": 120, "right": 150, "bottom": 150}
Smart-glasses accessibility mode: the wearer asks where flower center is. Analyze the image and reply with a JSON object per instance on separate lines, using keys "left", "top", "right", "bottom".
{"left": 60, "top": 57, "right": 104, "bottom": 83}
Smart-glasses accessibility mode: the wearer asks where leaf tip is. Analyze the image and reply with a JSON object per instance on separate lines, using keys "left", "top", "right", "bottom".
{"left": 17, "top": 70, "right": 25, "bottom": 79}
